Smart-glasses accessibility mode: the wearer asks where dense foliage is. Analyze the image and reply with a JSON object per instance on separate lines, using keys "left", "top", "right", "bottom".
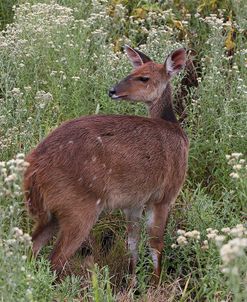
{"left": 0, "top": 0, "right": 246, "bottom": 301}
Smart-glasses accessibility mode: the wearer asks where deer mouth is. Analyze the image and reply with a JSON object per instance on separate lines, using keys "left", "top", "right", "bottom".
{"left": 111, "top": 94, "right": 127, "bottom": 100}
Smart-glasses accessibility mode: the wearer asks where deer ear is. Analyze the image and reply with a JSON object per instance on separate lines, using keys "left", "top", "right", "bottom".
{"left": 124, "top": 45, "right": 152, "bottom": 68}
{"left": 165, "top": 48, "right": 186, "bottom": 77}
{"left": 133, "top": 48, "right": 152, "bottom": 64}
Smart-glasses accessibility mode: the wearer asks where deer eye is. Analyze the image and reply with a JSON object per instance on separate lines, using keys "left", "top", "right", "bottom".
{"left": 138, "top": 76, "right": 149, "bottom": 83}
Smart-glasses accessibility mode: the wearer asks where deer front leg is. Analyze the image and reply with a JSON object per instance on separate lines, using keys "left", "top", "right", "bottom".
{"left": 146, "top": 202, "right": 170, "bottom": 285}
{"left": 124, "top": 207, "right": 143, "bottom": 276}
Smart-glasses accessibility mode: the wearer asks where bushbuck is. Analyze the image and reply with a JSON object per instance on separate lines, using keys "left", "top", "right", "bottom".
{"left": 23, "top": 46, "right": 189, "bottom": 283}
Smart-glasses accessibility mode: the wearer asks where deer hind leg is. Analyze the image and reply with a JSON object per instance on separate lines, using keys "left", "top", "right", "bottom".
{"left": 49, "top": 197, "right": 102, "bottom": 275}
{"left": 32, "top": 214, "right": 58, "bottom": 257}
{"left": 124, "top": 207, "right": 143, "bottom": 275}
{"left": 146, "top": 202, "right": 170, "bottom": 284}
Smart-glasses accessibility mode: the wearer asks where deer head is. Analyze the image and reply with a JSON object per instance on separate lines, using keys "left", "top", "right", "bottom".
{"left": 109, "top": 46, "right": 187, "bottom": 105}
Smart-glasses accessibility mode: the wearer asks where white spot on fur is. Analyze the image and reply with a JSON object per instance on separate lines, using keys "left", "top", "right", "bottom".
{"left": 96, "top": 199, "right": 101, "bottom": 205}
{"left": 97, "top": 136, "right": 102, "bottom": 144}
{"left": 89, "top": 183, "right": 93, "bottom": 188}
{"left": 92, "top": 176, "right": 97, "bottom": 181}
{"left": 68, "top": 140, "right": 73, "bottom": 144}
{"left": 92, "top": 156, "right": 96, "bottom": 162}
{"left": 78, "top": 177, "right": 82, "bottom": 182}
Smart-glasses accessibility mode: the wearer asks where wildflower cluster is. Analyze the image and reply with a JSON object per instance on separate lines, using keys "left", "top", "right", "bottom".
{"left": 173, "top": 224, "right": 246, "bottom": 246}
{"left": 220, "top": 237, "right": 247, "bottom": 267}
{"left": 0, "top": 2, "right": 74, "bottom": 58}
{"left": 172, "top": 229, "right": 201, "bottom": 248}
{"left": 226, "top": 153, "right": 246, "bottom": 180}
{"left": 0, "top": 225, "right": 35, "bottom": 301}
{"left": 0, "top": 153, "right": 29, "bottom": 198}
{"left": 4, "top": 227, "right": 32, "bottom": 257}
{"left": 35, "top": 90, "right": 53, "bottom": 109}
{"left": 197, "top": 13, "right": 235, "bottom": 30}
{"left": 0, "top": 0, "right": 246, "bottom": 300}
{"left": 172, "top": 224, "right": 247, "bottom": 277}
{"left": 218, "top": 224, "right": 247, "bottom": 268}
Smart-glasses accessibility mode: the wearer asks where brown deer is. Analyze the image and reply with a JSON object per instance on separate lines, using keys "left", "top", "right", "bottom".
{"left": 23, "top": 46, "right": 189, "bottom": 283}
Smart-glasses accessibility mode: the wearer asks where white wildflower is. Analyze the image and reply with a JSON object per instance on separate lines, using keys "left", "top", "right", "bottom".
{"left": 220, "top": 238, "right": 247, "bottom": 264}
{"left": 11, "top": 87, "right": 23, "bottom": 97}
{"left": 177, "top": 229, "right": 186, "bottom": 235}
{"left": 233, "top": 164, "right": 242, "bottom": 170}
{"left": 71, "top": 76, "right": 80, "bottom": 81}
{"left": 6, "top": 239, "right": 16, "bottom": 245}
{"left": 177, "top": 235, "right": 188, "bottom": 246}
{"left": 231, "top": 153, "right": 242, "bottom": 158}
{"left": 207, "top": 233, "right": 217, "bottom": 240}
{"left": 207, "top": 228, "right": 218, "bottom": 234}
{"left": 221, "top": 267, "right": 230, "bottom": 274}
{"left": 35, "top": 91, "right": 53, "bottom": 102}
{"left": 215, "top": 235, "right": 226, "bottom": 246}
{"left": 5, "top": 174, "right": 17, "bottom": 182}
{"left": 6, "top": 251, "right": 13, "bottom": 257}
{"left": 230, "top": 224, "right": 245, "bottom": 237}
{"left": 201, "top": 240, "right": 209, "bottom": 250}
{"left": 12, "top": 227, "right": 23, "bottom": 238}
{"left": 23, "top": 233, "right": 32, "bottom": 245}
{"left": 221, "top": 227, "right": 231, "bottom": 234}
{"left": 24, "top": 86, "right": 32, "bottom": 92}
{"left": 229, "top": 172, "right": 239, "bottom": 179}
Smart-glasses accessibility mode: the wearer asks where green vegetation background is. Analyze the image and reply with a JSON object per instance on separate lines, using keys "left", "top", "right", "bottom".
{"left": 0, "top": 0, "right": 246, "bottom": 301}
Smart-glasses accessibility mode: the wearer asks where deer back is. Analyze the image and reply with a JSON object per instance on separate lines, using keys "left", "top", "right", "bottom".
{"left": 25, "top": 114, "right": 188, "bottom": 211}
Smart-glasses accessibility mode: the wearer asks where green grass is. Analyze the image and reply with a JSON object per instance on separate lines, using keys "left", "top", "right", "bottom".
{"left": 0, "top": 0, "right": 18, "bottom": 30}
{"left": 0, "top": 0, "right": 246, "bottom": 301}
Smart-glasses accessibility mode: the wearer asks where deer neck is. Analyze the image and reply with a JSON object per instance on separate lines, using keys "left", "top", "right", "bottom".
{"left": 148, "top": 82, "right": 177, "bottom": 123}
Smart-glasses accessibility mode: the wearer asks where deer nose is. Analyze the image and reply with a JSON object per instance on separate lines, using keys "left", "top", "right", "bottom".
{"left": 108, "top": 87, "right": 116, "bottom": 97}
